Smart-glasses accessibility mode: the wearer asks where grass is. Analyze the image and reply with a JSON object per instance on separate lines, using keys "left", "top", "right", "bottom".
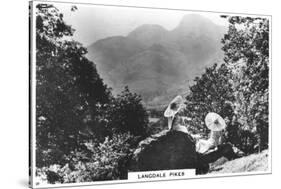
{"left": 209, "top": 150, "right": 268, "bottom": 174}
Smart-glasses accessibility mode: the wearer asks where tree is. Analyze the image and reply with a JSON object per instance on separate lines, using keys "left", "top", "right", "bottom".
{"left": 106, "top": 86, "right": 149, "bottom": 136}
{"left": 35, "top": 4, "right": 111, "bottom": 167}
{"left": 221, "top": 16, "right": 269, "bottom": 151}
{"left": 184, "top": 63, "right": 236, "bottom": 138}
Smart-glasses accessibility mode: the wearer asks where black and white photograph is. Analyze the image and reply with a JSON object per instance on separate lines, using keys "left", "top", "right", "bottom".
{"left": 29, "top": 0, "right": 271, "bottom": 188}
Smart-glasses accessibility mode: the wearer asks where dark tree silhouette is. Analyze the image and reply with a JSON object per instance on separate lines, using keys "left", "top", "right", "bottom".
{"left": 106, "top": 86, "right": 149, "bottom": 136}
{"left": 35, "top": 4, "right": 111, "bottom": 167}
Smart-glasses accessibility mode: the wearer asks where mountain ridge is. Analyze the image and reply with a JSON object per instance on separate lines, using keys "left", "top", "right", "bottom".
{"left": 87, "top": 14, "right": 227, "bottom": 108}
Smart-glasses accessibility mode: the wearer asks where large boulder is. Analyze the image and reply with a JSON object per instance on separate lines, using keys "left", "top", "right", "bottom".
{"left": 129, "top": 130, "right": 198, "bottom": 171}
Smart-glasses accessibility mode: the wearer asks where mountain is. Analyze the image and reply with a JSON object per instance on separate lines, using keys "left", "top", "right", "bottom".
{"left": 127, "top": 24, "right": 169, "bottom": 47}
{"left": 87, "top": 14, "right": 226, "bottom": 108}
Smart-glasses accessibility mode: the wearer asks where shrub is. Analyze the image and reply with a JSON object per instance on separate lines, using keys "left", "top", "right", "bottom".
{"left": 106, "top": 86, "right": 149, "bottom": 136}
{"left": 36, "top": 132, "right": 135, "bottom": 184}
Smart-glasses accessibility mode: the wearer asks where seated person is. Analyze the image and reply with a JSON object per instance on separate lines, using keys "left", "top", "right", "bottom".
{"left": 196, "top": 112, "right": 226, "bottom": 154}
{"left": 164, "top": 95, "right": 188, "bottom": 133}
{"left": 163, "top": 96, "right": 236, "bottom": 174}
{"left": 164, "top": 96, "right": 227, "bottom": 154}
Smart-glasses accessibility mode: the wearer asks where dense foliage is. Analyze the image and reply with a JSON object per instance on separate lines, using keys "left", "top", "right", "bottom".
{"left": 36, "top": 4, "right": 112, "bottom": 167}
{"left": 184, "top": 16, "right": 269, "bottom": 154}
{"left": 35, "top": 4, "right": 148, "bottom": 182}
{"left": 36, "top": 132, "right": 134, "bottom": 184}
{"left": 105, "top": 86, "right": 149, "bottom": 136}
{"left": 222, "top": 16, "right": 269, "bottom": 151}
{"left": 184, "top": 63, "right": 235, "bottom": 136}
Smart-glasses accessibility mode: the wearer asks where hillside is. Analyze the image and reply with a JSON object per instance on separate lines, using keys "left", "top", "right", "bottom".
{"left": 209, "top": 150, "right": 269, "bottom": 174}
{"left": 87, "top": 14, "right": 226, "bottom": 108}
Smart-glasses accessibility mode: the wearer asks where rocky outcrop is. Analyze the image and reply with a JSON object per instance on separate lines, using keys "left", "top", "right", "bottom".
{"left": 129, "top": 130, "right": 198, "bottom": 171}
{"left": 128, "top": 129, "right": 239, "bottom": 175}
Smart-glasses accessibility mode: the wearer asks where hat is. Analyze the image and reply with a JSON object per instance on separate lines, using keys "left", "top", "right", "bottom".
{"left": 205, "top": 112, "right": 226, "bottom": 131}
{"left": 164, "top": 95, "right": 185, "bottom": 118}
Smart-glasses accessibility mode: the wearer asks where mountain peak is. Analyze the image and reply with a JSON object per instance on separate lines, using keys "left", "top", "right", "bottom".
{"left": 86, "top": 14, "right": 225, "bottom": 107}
{"left": 128, "top": 24, "right": 167, "bottom": 36}
{"left": 127, "top": 24, "right": 168, "bottom": 47}
{"left": 172, "top": 14, "right": 221, "bottom": 38}
{"left": 178, "top": 14, "right": 215, "bottom": 27}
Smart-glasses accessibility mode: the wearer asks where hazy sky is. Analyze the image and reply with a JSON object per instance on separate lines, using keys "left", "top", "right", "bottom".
{"left": 54, "top": 2, "right": 228, "bottom": 46}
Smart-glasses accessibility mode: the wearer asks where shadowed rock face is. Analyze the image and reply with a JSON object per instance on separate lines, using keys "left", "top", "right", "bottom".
{"left": 129, "top": 130, "right": 198, "bottom": 171}
{"left": 128, "top": 130, "right": 237, "bottom": 175}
